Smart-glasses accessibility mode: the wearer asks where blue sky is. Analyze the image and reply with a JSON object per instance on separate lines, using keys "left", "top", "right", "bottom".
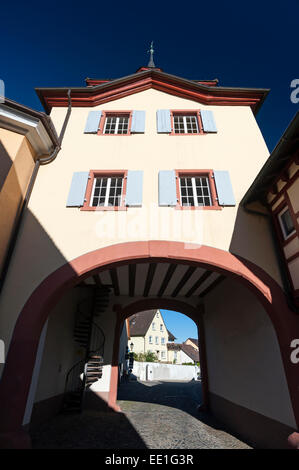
{"left": 160, "top": 310, "right": 198, "bottom": 344}
{"left": 1, "top": 0, "right": 298, "bottom": 150}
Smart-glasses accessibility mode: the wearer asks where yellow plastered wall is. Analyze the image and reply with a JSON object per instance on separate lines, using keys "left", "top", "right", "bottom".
{"left": 0, "top": 129, "right": 35, "bottom": 272}
{"left": 204, "top": 277, "right": 296, "bottom": 428}
{"left": 0, "top": 88, "right": 282, "bottom": 357}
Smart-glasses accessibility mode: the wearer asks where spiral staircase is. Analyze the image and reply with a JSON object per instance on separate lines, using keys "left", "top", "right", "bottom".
{"left": 62, "top": 285, "right": 110, "bottom": 413}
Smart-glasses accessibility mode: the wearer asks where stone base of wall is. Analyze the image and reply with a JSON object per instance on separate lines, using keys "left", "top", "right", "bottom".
{"left": 209, "top": 392, "right": 296, "bottom": 449}
{"left": 83, "top": 390, "right": 110, "bottom": 411}
{"left": 27, "top": 390, "right": 112, "bottom": 431}
{"left": 28, "top": 394, "right": 64, "bottom": 431}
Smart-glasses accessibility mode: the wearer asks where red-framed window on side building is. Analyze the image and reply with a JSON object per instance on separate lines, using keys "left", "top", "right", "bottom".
{"left": 278, "top": 205, "right": 296, "bottom": 240}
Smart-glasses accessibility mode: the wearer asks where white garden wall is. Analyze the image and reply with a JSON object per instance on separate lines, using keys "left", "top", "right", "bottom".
{"left": 132, "top": 361, "right": 200, "bottom": 382}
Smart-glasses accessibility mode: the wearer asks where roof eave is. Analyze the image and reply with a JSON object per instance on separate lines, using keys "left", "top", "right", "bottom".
{"left": 241, "top": 110, "right": 299, "bottom": 206}
{"left": 35, "top": 69, "right": 269, "bottom": 115}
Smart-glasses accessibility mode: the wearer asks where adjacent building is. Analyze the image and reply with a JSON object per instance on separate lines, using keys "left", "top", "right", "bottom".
{"left": 128, "top": 309, "right": 176, "bottom": 362}
{"left": 167, "top": 342, "right": 199, "bottom": 364}
{"left": 184, "top": 338, "right": 199, "bottom": 351}
{"left": 242, "top": 111, "right": 299, "bottom": 308}
{"left": 0, "top": 98, "right": 59, "bottom": 286}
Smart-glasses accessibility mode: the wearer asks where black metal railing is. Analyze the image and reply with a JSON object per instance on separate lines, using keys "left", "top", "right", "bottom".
{"left": 62, "top": 286, "right": 110, "bottom": 412}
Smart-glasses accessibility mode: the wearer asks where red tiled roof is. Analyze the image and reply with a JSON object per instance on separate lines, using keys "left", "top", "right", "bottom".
{"left": 181, "top": 344, "right": 199, "bottom": 363}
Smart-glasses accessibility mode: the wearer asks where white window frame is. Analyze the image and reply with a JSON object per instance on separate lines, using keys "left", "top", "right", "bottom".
{"left": 152, "top": 322, "right": 156, "bottom": 331}
{"left": 179, "top": 175, "right": 212, "bottom": 207}
{"left": 161, "top": 337, "right": 165, "bottom": 345}
{"left": 155, "top": 336, "right": 159, "bottom": 345}
{"left": 90, "top": 176, "right": 124, "bottom": 207}
{"left": 173, "top": 114, "right": 199, "bottom": 134}
{"left": 149, "top": 336, "right": 153, "bottom": 344}
{"left": 160, "top": 324, "right": 163, "bottom": 332}
{"left": 278, "top": 206, "right": 296, "bottom": 240}
{"left": 161, "top": 351, "right": 166, "bottom": 359}
{"left": 103, "top": 115, "right": 129, "bottom": 135}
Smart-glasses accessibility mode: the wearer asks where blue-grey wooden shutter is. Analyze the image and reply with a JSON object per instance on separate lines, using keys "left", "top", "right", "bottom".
{"left": 126, "top": 171, "right": 143, "bottom": 207}
{"left": 66, "top": 172, "right": 89, "bottom": 207}
{"left": 158, "top": 170, "right": 177, "bottom": 206}
{"left": 201, "top": 110, "right": 217, "bottom": 133}
{"left": 84, "top": 111, "right": 102, "bottom": 133}
{"left": 214, "top": 171, "right": 236, "bottom": 206}
{"left": 131, "top": 110, "right": 146, "bottom": 133}
{"left": 157, "top": 109, "right": 171, "bottom": 133}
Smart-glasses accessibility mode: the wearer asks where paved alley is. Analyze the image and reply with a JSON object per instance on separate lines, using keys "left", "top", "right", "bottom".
{"left": 31, "top": 380, "right": 251, "bottom": 449}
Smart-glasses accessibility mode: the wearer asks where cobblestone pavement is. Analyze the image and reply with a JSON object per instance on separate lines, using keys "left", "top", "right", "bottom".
{"left": 31, "top": 380, "right": 251, "bottom": 449}
{"left": 117, "top": 380, "right": 251, "bottom": 449}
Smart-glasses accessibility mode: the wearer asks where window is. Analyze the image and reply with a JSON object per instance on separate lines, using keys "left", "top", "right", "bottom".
{"left": 160, "top": 324, "right": 163, "bottom": 332}
{"left": 174, "top": 351, "right": 177, "bottom": 359}
{"left": 174, "top": 114, "right": 199, "bottom": 134}
{"left": 156, "top": 312, "right": 159, "bottom": 318}
{"left": 171, "top": 111, "right": 203, "bottom": 135}
{"left": 149, "top": 336, "right": 153, "bottom": 344}
{"left": 180, "top": 176, "right": 212, "bottom": 207}
{"left": 91, "top": 176, "right": 123, "bottom": 207}
{"left": 152, "top": 322, "right": 156, "bottom": 331}
{"left": 155, "top": 336, "right": 159, "bottom": 345}
{"left": 161, "top": 351, "right": 166, "bottom": 359}
{"left": 278, "top": 207, "right": 295, "bottom": 240}
{"left": 103, "top": 114, "right": 130, "bottom": 135}
{"left": 161, "top": 337, "right": 165, "bottom": 345}
{"left": 82, "top": 171, "right": 127, "bottom": 211}
{"left": 176, "top": 170, "right": 219, "bottom": 209}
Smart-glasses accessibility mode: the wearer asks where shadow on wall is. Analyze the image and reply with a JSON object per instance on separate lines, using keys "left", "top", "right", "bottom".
{"left": 0, "top": 141, "right": 13, "bottom": 192}
{"left": 0, "top": 208, "right": 79, "bottom": 445}
{"left": 30, "top": 393, "right": 147, "bottom": 449}
{"left": 229, "top": 205, "right": 277, "bottom": 278}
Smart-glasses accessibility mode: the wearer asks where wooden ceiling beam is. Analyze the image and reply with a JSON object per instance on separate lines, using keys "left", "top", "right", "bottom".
{"left": 143, "top": 263, "right": 157, "bottom": 297}
{"left": 109, "top": 269, "right": 120, "bottom": 296}
{"left": 129, "top": 264, "right": 136, "bottom": 297}
{"left": 158, "top": 264, "right": 177, "bottom": 297}
{"left": 93, "top": 274, "right": 102, "bottom": 288}
{"left": 199, "top": 275, "right": 226, "bottom": 298}
{"left": 171, "top": 266, "right": 196, "bottom": 297}
{"left": 185, "top": 270, "right": 213, "bottom": 298}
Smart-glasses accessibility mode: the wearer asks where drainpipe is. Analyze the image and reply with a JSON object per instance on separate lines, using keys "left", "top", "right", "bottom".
{"left": 242, "top": 204, "right": 299, "bottom": 313}
{"left": 0, "top": 90, "right": 72, "bottom": 295}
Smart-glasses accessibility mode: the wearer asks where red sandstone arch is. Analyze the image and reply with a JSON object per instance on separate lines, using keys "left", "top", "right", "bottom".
{"left": 0, "top": 241, "right": 298, "bottom": 448}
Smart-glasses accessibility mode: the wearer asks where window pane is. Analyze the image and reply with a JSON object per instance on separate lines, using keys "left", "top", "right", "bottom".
{"left": 174, "top": 114, "right": 198, "bottom": 133}
{"left": 280, "top": 209, "right": 295, "bottom": 237}
{"left": 104, "top": 115, "right": 129, "bottom": 134}
{"left": 179, "top": 175, "right": 212, "bottom": 207}
{"left": 91, "top": 176, "right": 123, "bottom": 207}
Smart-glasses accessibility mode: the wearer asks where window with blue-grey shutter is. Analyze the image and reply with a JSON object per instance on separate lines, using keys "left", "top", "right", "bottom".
{"left": 131, "top": 110, "right": 146, "bottom": 133}
{"left": 157, "top": 110, "right": 171, "bottom": 133}
{"left": 66, "top": 172, "right": 89, "bottom": 207}
{"left": 158, "top": 170, "right": 177, "bottom": 206}
{"left": 214, "top": 171, "right": 236, "bottom": 206}
{"left": 201, "top": 110, "right": 217, "bottom": 133}
{"left": 84, "top": 111, "right": 102, "bottom": 133}
{"left": 125, "top": 171, "right": 143, "bottom": 207}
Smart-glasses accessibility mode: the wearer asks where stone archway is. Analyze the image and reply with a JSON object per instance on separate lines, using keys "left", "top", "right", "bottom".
{"left": 0, "top": 240, "right": 298, "bottom": 448}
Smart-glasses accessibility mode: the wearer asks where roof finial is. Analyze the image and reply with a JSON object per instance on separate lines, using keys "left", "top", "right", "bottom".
{"left": 147, "top": 41, "right": 155, "bottom": 68}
